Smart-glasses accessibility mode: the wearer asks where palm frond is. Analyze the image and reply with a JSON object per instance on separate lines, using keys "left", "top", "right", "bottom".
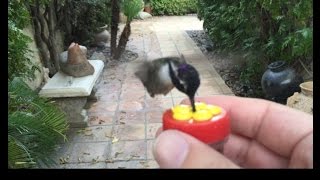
{"left": 8, "top": 77, "right": 69, "bottom": 168}
{"left": 8, "top": 135, "right": 36, "bottom": 169}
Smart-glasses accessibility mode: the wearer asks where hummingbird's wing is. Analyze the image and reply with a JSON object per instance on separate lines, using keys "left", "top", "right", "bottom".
{"left": 134, "top": 56, "right": 186, "bottom": 97}
{"left": 134, "top": 61, "right": 150, "bottom": 86}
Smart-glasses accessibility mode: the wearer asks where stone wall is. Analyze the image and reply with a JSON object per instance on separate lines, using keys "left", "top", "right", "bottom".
{"left": 21, "top": 22, "right": 65, "bottom": 91}
{"left": 21, "top": 25, "right": 44, "bottom": 91}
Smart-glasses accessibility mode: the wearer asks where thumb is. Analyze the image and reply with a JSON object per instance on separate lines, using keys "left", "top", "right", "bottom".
{"left": 153, "top": 130, "right": 240, "bottom": 168}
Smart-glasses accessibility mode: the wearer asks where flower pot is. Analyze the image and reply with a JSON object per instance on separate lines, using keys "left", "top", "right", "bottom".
{"left": 261, "top": 61, "right": 303, "bottom": 104}
{"left": 300, "top": 81, "right": 313, "bottom": 96}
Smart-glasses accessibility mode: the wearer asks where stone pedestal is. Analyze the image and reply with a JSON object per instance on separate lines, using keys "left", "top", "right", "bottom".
{"left": 52, "top": 97, "right": 88, "bottom": 128}
{"left": 39, "top": 60, "right": 104, "bottom": 127}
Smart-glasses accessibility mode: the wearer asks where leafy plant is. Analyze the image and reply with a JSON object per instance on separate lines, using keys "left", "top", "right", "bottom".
{"left": 8, "top": 0, "right": 39, "bottom": 81}
{"left": 112, "top": 0, "right": 142, "bottom": 59}
{"left": 197, "top": 0, "right": 313, "bottom": 93}
{"left": 121, "top": 0, "right": 144, "bottom": 21}
{"left": 151, "top": 0, "right": 197, "bottom": 16}
{"left": 8, "top": 78, "right": 69, "bottom": 168}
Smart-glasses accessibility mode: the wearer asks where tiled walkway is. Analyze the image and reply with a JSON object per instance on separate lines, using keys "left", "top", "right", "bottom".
{"left": 53, "top": 15, "right": 234, "bottom": 169}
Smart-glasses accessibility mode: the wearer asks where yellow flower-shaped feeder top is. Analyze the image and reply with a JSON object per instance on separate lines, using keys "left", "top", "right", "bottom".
{"left": 171, "top": 102, "right": 222, "bottom": 122}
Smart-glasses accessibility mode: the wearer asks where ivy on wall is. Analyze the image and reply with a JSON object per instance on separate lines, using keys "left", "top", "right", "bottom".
{"left": 8, "top": 0, "right": 39, "bottom": 81}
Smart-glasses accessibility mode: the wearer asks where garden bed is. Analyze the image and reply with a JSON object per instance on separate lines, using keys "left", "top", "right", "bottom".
{"left": 186, "top": 30, "right": 264, "bottom": 99}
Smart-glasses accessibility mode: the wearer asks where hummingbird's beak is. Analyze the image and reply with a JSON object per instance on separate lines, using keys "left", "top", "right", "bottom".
{"left": 189, "top": 95, "right": 196, "bottom": 112}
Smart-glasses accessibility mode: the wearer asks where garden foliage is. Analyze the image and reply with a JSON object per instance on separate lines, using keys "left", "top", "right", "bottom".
{"left": 197, "top": 0, "right": 312, "bottom": 85}
{"left": 151, "top": 0, "right": 197, "bottom": 15}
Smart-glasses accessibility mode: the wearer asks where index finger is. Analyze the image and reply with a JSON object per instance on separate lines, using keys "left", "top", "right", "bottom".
{"left": 181, "top": 95, "right": 313, "bottom": 157}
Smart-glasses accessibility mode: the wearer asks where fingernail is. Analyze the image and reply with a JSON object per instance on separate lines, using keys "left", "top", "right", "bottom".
{"left": 153, "top": 130, "right": 189, "bottom": 168}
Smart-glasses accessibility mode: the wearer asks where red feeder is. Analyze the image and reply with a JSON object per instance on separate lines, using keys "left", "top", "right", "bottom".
{"left": 162, "top": 103, "right": 230, "bottom": 149}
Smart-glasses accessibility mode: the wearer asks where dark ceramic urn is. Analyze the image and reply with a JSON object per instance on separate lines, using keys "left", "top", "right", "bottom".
{"left": 261, "top": 61, "right": 303, "bottom": 104}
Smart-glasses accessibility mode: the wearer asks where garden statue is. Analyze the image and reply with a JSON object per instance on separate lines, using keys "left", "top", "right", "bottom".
{"left": 59, "top": 42, "right": 95, "bottom": 77}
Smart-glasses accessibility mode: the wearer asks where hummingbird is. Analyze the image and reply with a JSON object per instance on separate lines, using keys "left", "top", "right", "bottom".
{"left": 134, "top": 55, "right": 200, "bottom": 112}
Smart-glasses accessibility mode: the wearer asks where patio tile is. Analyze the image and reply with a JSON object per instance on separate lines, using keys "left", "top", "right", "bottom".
{"left": 214, "top": 77, "right": 227, "bottom": 85}
{"left": 87, "top": 112, "right": 115, "bottom": 126}
{"left": 121, "top": 81, "right": 145, "bottom": 90}
{"left": 98, "top": 92, "right": 120, "bottom": 102}
{"left": 87, "top": 101, "right": 118, "bottom": 113}
{"left": 146, "top": 123, "right": 162, "bottom": 139}
{"left": 120, "top": 90, "right": 145, "bottom": 101}
{"left": 144, "top": 160, "right": 159, "bottom": 168}
{"left": 118, "top": 100, "right": 145, "bottom": 111}
{"left": 110, "top": 140, "right": 146, "bottom": 161}
{"left": 200, "top": 78, "right": 218, "bottom": 86}
{"left": 197, "top": 85, "right": 223, "bottom": 96}
{"left": 161, "top": 51, "right": 180, "bottom": 57}
{"left": 199, "top": 70, "right": 215, "bottom": 79}
{"left": 113, "top": 124, "right": 145, "bottom": 140}
{"left": 67, "top": 126, "right": 113, "bottom": 142}
{"left": 106, "top": 160, "right": 158, "bottom": 169}
{"left": 58, "top": 162, "right": 108, "bottom": 169}
{"left": 115, "top": 111, "right": 145, "bottom": 124}
{"left": 51, "top": 141, "right": 74, "bottom": 164}
{"left": 147, "top": 139, "right": 155, "bottom": 160}
{"left": 145, "top": 110, "right": 163, "bottom": 123}
{"left": 61, "top": 142, "right": 111, "bottom": 163}
{"left": 145, "top": 97, "right": 173, "bottom": 110}
{"left": 220, "top": 85, "right": 234, "bottom": 94}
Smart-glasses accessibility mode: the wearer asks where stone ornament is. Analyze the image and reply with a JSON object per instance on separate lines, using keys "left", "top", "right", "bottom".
{"left": 287, "top": 81, "right": 313, "bottom": 114}
{"left": 60, "top": 42, "right": 94, "bottom": 77}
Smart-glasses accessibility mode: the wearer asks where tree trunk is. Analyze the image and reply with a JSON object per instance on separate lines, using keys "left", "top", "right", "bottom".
{"left": 111, "top": 0, "right": 120, "bottom": 55}
{"left": 27, "top": 0, "right": 61, "bottom": 75}
{"left": 27, "top": 2, "right": 56, "bottom": 76}
{"left": 64, "top": 1, "right": 73, "bottom": 43}
{"left": 114, "top": 21, "right": 131, "bottom": 60}
{"left": 46, "top": 2, "right": 60, "bottom": 72}
{"left": 60, "top": 0, "right": 73, "bottom": 47}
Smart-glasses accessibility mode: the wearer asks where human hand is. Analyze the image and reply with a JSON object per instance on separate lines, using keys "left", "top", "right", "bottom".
{"left": 152, "top": 95, "right": 313, "bottom": 168}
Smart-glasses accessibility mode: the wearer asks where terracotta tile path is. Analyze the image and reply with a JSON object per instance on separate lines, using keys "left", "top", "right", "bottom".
{"left": 53, "top": 15, "right": 234, "bottom": 169}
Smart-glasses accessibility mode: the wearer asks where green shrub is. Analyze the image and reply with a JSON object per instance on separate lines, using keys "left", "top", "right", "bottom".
{"left": 8, "top": 0, "right": 39, "bottom": 81}
{"left": 8, "top": 78, "right": 69, "bottom": 168}
{"left": 197, "top": 0, "right": 313, "bottom": 88}
{"left": 122, "top": 0, "right": 144, "bottom": 21}
{"left": 151, "top": 0, "right": 197, "bottom": 15}
{"left": 63, "top": 0, "right": 112, "bottom": 46}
